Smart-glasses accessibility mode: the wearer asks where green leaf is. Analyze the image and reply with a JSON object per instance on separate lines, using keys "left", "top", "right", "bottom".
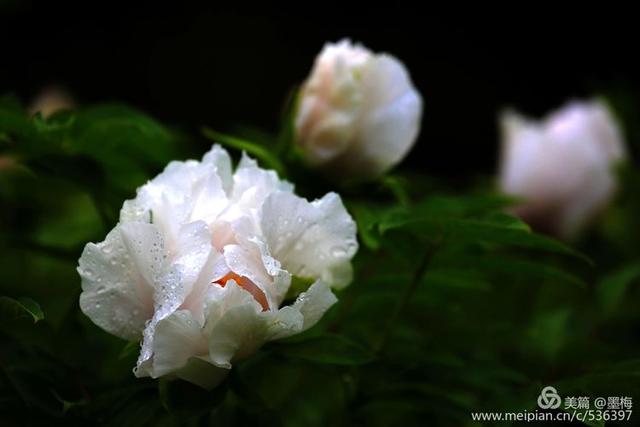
{"left": 203, "top": 127, "right": 285, "bottom": 176}
{"left": 423, "top": 269, "right": 492, "bottom": 291}
{"left": 381, "top": 213, "right": 589, "bottom": 263}
{"left": 444, "top": 254, "right": 587, "bottom": 288}
{"left": 118, "top": 341, "right": 140, "bottom": 360}
{"left": 277, "top": 334, "right": 374, "bottom": 365}
{"left": 51, "top": 389, "right": 88, "bottom": 414}
{"left": 380, "top": 175, "right": 410, "bottom": 206}
{"left": 527, "top": 309, "right": 571, "bottom": 360}
{"left": 596, "top": 263, "right": 640, "bottom": 314}
{"left": 348, "top": 202, "right": 384, "bottom": 250}
{"left": 286, "top": 275, "right": 315, "bottom": 299}
{"left": 0, "top": 296, "right": 44, "bottom": 323}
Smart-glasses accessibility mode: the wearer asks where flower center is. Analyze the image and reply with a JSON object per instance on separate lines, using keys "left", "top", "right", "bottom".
{"left": 214, "top": 272, "right": 269, "bottom": 311}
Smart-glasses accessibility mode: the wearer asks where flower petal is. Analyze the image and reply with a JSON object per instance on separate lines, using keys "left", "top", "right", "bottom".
{"left": 230, "top": 153, "right": 293, "bottom": 210}
{"left": 202, "top": 144, "right": 233, "bottom": 195}
{"left": 355, "top": 55, "right": 422, "bottom": 175}
{"left": 293, "top": 281, "right": 338, "bottom": 330}
{"left": 148, "top": 310, "right": 208, "bottom": 378}
{"left": 78, "top": 225, "right": 155, "bottom": 341}
{"left": 205, "top": 282, "right": 266, "bottom": 368}
{"left": 222, "top": 243, "right": 289, "bottom": 310}
{"left": 136, "top": 221, "right": 214, "bottom": 376}
{"left": 120, "top": 145, "right": 230, "bottom": 249}
{"left": 118, "top": 222, "right": 165, "bottom": 285}
{"left": 261, "top": 191, "right": 358, "bottom": 289}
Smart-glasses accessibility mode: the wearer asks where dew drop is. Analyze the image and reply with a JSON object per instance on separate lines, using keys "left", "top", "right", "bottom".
{"left": 331, "top": 246, "right": 347, "bottom": 257}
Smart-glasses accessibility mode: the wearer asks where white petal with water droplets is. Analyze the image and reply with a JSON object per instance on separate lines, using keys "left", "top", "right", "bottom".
{"left": 206, "top": 282, "right": 266, "bottom": 368}
{"left": 149, "top": 310, "right": 208, "bottom": 378}
{"left": 135, "top": 221, "right": 214, "bottom": 376}
{"left": 289, "top": 280, "right": 338, "bottom": 332}
{"left": 79, "top": 144, "right": 358, "bottom": 387}
{"left": 78, "top": 225, "right": 155, "bottom": 341}
{"left": 261, "top": 191, "right": 358, "bottom": 289}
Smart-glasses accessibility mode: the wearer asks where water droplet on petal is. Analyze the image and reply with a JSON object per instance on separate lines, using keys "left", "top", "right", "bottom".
{"left": 331, "top": 246, "right": 347, "bottom": 257}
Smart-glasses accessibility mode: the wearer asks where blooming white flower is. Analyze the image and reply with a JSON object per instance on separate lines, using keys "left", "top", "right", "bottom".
{"left": 78, "top": 145, "right": 358, "bottom": 388}
{"left": 499, "top": 100, "right": 626, "bottom": 238}
{"left": 294, "top": 39, "right": 423, "bottom": 179}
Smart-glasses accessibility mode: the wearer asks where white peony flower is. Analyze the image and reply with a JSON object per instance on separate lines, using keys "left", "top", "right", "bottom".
{"left": 499, "top": 100, "right": 626, "bottom": 238}
{"left": 294, "top": 39, "right": 423, "bottom": 179}
{"left": 77, "top": 145, "right": 358, "bottom": 388}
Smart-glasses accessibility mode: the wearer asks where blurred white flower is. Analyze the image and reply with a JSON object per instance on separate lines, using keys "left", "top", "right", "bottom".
{"left": 77, "top": 145, "right": 358, "bottom": 388}
{"left": 294, "top": 39, "right": 423, "bottom": 179}
{"left": 499, "top": 100, "right": 626, "bottom": 238}
{"left": 29, "top": 86, "right": 75, "bottom": 118}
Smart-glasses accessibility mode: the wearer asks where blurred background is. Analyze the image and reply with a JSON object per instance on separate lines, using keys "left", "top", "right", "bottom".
{"left": 2, "top": 4, "right": 640, "bottom": 426}
{"left": 2, "top": 3, "right": 639, "bottom": 178}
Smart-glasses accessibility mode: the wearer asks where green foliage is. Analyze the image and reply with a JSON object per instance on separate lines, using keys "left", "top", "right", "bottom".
{"left": 202, "top": 127, "right": 286, "bottom": 176}
{"left": 1, "top": 96, "right": 639, "bottom": 427}
{"left": 274, "top": 333, "right": 374, "bottom": 366}
{"left": 0, "top": 296, "right": 44, "bottom": 323}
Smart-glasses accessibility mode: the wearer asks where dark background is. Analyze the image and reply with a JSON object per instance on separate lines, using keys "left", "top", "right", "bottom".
{"left": 1, "top": 3, "right": 638, "bottom": 177}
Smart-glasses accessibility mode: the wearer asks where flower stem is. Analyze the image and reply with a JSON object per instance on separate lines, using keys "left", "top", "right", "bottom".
{"left": 375, "top": 244, "right": 437, "bottom": 353}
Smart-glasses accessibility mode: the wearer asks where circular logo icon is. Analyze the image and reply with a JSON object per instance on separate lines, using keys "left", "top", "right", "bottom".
{"left": 594, "top": 397, "right": 607, "bottom": 409}
{"left": 537, "top": 386, "right": 562, "bottom": 409}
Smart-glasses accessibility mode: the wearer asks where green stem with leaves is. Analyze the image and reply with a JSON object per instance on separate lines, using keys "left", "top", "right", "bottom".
{"left": 375, "top": 244, "right": 438, "bottom": 353}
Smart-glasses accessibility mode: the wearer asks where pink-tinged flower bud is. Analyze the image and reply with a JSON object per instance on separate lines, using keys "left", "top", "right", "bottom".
{"left": 29, "top": 86, "right": 75, "bottom": 118}
{"left": 499, "top": 100, "right": 626, "bottom": 238}
{"left": 295, "top": 39, "right": 422, "bottom": 179}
